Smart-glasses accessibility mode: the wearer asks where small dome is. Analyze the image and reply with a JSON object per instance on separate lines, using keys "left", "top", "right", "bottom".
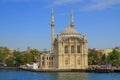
{"left": 59, "top": 24, "right": 80, "bottom": 34}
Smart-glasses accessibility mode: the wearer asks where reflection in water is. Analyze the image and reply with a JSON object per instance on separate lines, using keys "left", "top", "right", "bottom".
{"left": 50, "top": 72, "right": 88, "bottom": 80}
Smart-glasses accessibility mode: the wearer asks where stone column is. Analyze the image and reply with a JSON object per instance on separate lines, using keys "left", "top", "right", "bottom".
{"left": 75, "top": 42, "right": 77, "bottom": 68}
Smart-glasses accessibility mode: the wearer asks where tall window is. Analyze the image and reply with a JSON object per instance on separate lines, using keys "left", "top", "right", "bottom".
{"left": 64, "top": 46, "right": 68, "bottom": 53}
{"left": 42, "top": 57, "right": 44, "bottom": 60}
{"left": 47, "top": 57, "right": 48, "bottom": 60}
{"left": 71, "top": 46, "right": 74, "bottom": 53}
{"left": 77, "top": 45, "right": 80, "bottom": 53}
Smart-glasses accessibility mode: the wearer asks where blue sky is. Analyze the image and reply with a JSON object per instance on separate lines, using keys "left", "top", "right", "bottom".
{"left": 0, "top": 0, "right": 120, "bottom": 51}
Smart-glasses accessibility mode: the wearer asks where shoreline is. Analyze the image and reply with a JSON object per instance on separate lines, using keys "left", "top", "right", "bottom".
{"left": 19, "top": 68, "right": 88, "bottom": 72}
{"left": 1, "top": 67, "right": 120, "bottom": 73}
{"left": 19, "top": 68, "right": 120, "bottom": 73}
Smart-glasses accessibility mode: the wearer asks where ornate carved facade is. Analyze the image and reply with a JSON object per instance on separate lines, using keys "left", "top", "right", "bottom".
{"left": 38, "top": 9, "right": 88, "bottom": 69}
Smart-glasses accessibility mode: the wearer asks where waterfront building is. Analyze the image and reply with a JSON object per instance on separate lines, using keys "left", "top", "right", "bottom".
{"left": 102, "top": 48, "right": 113, "bottom": 56}
{"left": 38, "top": 9, "right": 88, "bottom": 69}
{"left": 8, "top": 48, "right": 14, "bottom": 57}
{"left": 115, "top": 46, "right": 120, "bottom": 52}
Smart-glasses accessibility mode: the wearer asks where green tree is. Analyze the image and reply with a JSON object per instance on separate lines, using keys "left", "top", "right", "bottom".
{"left": 88, "top": 52, "right": 99, "bottom": 65}
{"left": 6, "top": 57, "right": 15, "bottom": 67}
{"left": 0, "top": 47, "right": 10, "bottom": 62}
{"left": 13, "top": 51, "right": 25, "bottom": 66}
{"left": 107, "top": 49, "right": 120, "bottom": 65}
{"left": 30, "top": 49, "right": 39, "bottom": 62}
{"left": 24, "top": 53, "right": 32, "bottom": 64}
{"left": 100, "top": 54, "right": 107, "bottom": 64}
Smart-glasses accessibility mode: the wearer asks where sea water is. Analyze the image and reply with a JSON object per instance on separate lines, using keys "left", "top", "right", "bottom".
{"left": 0, "top": 70, "right": 119, "bottom": 80}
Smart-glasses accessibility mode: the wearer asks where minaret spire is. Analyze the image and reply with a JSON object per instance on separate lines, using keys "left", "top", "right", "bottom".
{"left": 52, "top": 8, "right": 54, "bottom": 24}
{"left": 51, "top": 8, "right": 55, "bottom": 52}
{"left": 70, "top": 10, "right": 74, "bottom": 28}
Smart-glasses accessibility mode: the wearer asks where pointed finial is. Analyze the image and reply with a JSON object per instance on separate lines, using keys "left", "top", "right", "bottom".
{"left": 71, "top": 10, "right": 74, "bottom": 28}
{"left": 84, "top": 33, "right": 87, "bottom": 42}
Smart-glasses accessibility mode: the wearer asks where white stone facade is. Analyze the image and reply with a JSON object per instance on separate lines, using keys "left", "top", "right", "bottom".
{"left": 38, "top": 10, "right": 88, "bottom": 69}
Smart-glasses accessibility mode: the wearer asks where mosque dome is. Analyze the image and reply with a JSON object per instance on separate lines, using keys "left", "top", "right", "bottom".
{"left": 59, "top": 24, "right": 80, "bottom": 35}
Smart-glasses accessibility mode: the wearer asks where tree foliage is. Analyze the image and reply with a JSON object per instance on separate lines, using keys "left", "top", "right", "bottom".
{"left": 100, "top": 53, "right": 107, "bottom": 64}
{"left": 88, "top": 49, "right": 120, "bottom": 66}
{"left": 8, "top": 49, "right": 39, "bottom": 66}
{"left": 30, "top": 49, "right": 39, "bottom": 62}
{"left": 6, "top": 57, "right": 15, "bottom": 67}
{"left": 88, "top": 51, "right": 100, "bottom": 65}
{"left": 13, "top": 51, "right": 25, "bottom": 66}
{"left": 107, "top": 49, "right": 120, "bottom": 65}
{"left": 0, "top": 47, "right": 10, "bottom": 62}
{"left": 24, "top": 53, "right": 32, "bottom": 64}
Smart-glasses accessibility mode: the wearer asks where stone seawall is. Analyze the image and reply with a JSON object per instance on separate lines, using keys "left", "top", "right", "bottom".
{"left": 19, "top": 68, "right": 87, "bottom": 72}
{"left": 19, "top": 68, "right": 120, "bottom": 73}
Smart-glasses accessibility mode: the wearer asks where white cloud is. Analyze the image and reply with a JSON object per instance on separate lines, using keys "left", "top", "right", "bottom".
{"left": 53, "top": 0, "right": 82, "bottom": 5}
{"left": 82, "top": 0, "right": 120, "bottom": 11}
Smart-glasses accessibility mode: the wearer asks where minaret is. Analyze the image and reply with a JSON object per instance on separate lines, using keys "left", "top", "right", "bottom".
{"left": 70, "top": 11, "right": 74, "bottom": 28}
{"left": 83, "top": 33, "right": 88, "bottom": 68}
{"left": 51, "top": 8, "right": 55, "bottom": 52}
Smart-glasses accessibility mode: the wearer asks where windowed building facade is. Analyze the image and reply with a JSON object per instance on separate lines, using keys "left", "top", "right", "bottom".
{"left": 38, "top": 9, "right": 88, "bottom": 69}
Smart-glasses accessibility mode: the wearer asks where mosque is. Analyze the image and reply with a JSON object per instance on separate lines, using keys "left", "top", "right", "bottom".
{"left": 38, "top": 9, "right": 88, "bottom": 69}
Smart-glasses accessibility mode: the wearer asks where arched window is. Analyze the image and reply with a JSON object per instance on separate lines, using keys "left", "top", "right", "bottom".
{"left": 64, "top": 46, "right": 68, "bottom": 53}
{"left": 71, "top": 46, "right": 74, "bottom": 53}
{"left": 77, "top": 45, "right": 80, "bottom": 53}
{"left": 42, "top": 57, "right": 44, "bottom": 60}
{"left": 47, "top": 57, "right": 48, "bottom": 60}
